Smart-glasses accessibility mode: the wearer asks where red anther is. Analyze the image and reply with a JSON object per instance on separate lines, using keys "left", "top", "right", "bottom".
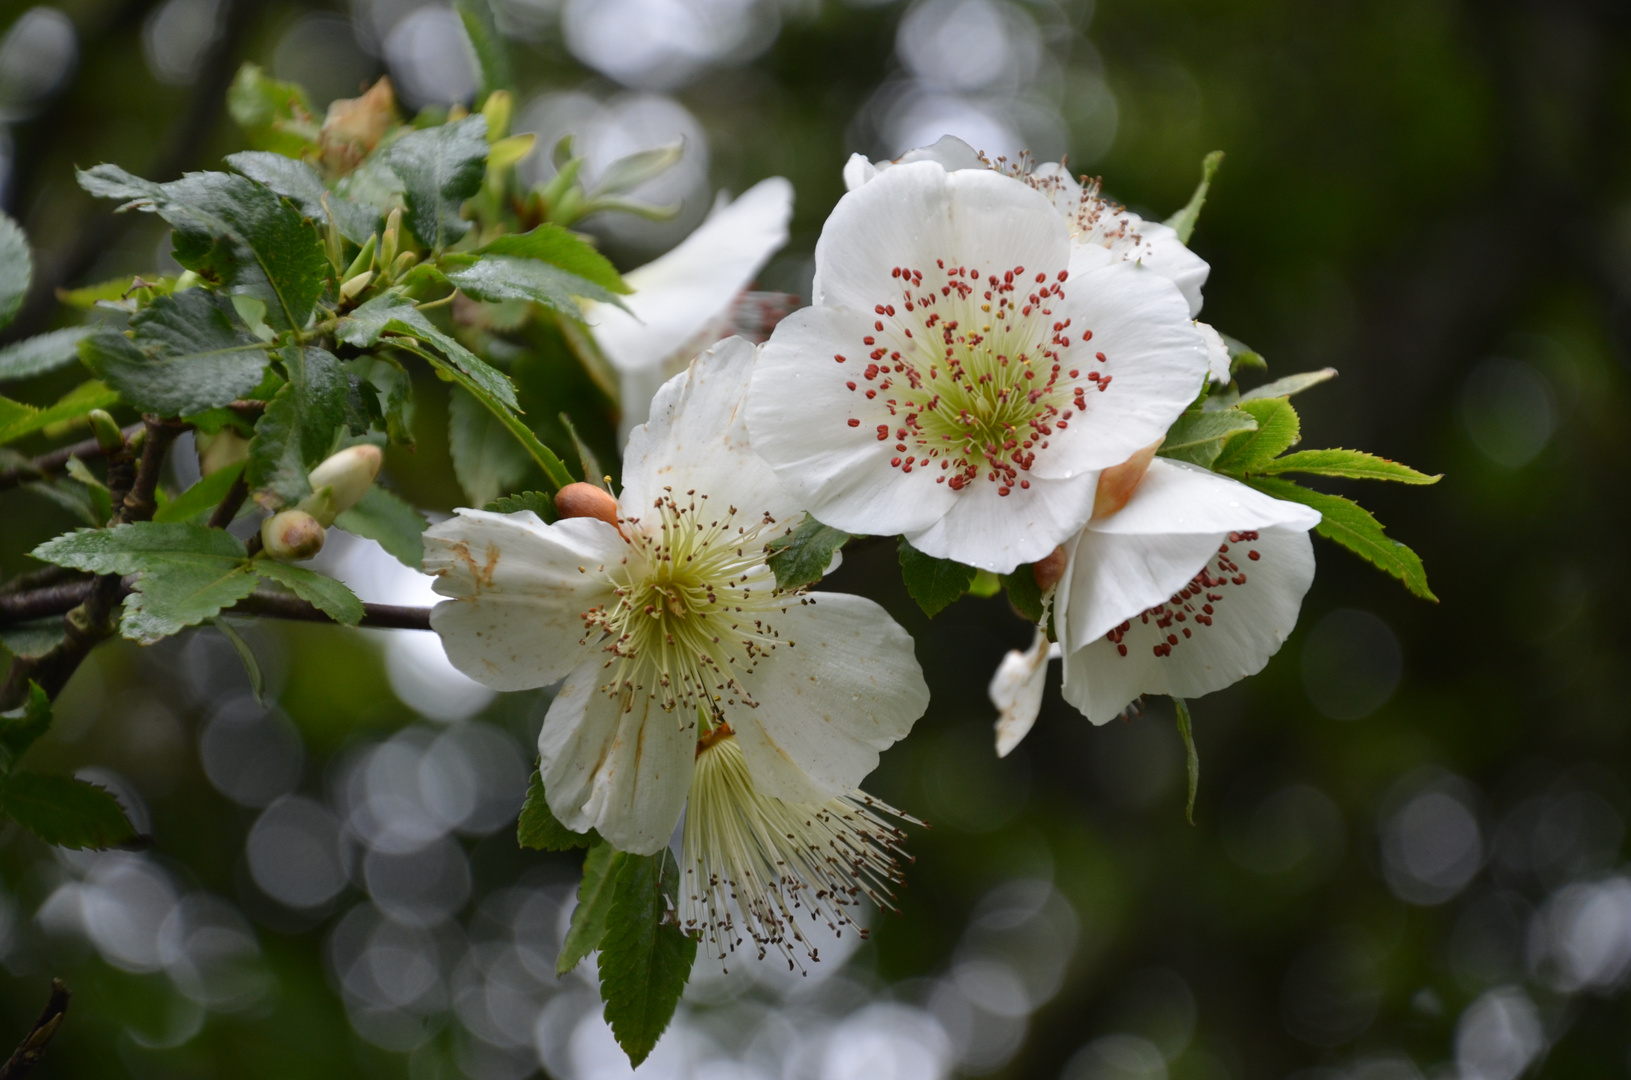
{"left": 1096, "top": 352, "right": 1107, "bottom": 362}
{"left": 834, "top": 354, "right": 847, "bottom": 363}
{"left": 846, "top": 381, "right": 856, "bottom": 390}
{"left": 847, "top": 419, "right": 860, "bottom": 427}
{"left": 1249, "top": 550, "right": 1261, "bottom": 561}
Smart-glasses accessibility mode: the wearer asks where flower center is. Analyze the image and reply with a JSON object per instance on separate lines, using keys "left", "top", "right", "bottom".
{"left": 833, "top": 262, "right": 1108, "bottom": 496}
{"left": 581, "top": 490, "right": 792, "bottom": 715}
{"left": 1104, "top": 531, "right": 1260, "bottom": 659}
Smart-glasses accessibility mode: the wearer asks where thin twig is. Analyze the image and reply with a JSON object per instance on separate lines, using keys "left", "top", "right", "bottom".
{"left": 0, "top": 423, "right": 145, "bottom": 493}
{"left": 0, "top": 979, "right": 70, "bottom": 1080}
{"left": 0, "top": 565, "right": 86, "bottom": 597}
{"left": 0, "top": 583, "right": 94, "bottom": 623}
{"left": 234, "top": 592, "right": 434, "bottom": 630}
{"left": 207, "top": 472, "right": 250, "bottom": 529}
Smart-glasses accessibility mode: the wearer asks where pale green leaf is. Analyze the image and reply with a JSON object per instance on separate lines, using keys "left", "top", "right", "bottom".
{"left": 1246, "top": 476, "right": 1437, "bottom": 602}
{"left": 479, "top": 225, "right": 629, "bottom": 294}
{"left": 154, "top": 462, "right": 246, "bottom": 523}
{"left": 1238, "top": 368, "right": 1338, "bottom": 403}
{"left": 0, "top": 327, "right": 98, "bottom": 383}
{"left": 1162, "top": 150, "right": 1223, "bottom": 245}
{"left": 454, "top": 0, "right": 512, "bottom": 100}
{"left": 1259, "top": 448, "right": 1441, "bottom": 485}
{"left": 1212, "top": 397, "right": 1301, "bottom": 476}
{"left": 0, "top": 381, "right": 121, "bottom": 446}
{"left": 449, "top": 255, "right": 627, "bottom": 315}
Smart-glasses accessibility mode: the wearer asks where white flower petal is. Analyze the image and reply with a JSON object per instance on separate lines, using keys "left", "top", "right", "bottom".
{"left": 843, "top": 136, "right": 986, "bottom": 191}
{"left": 621, "top": 336, "right": 802, "bottom": 524}
{"left": 1055, "top": 459, "right": 1321, "bottom": 651}
{"left": 1120, "top": 219, "right": 1209, "bottom": 318}
{"left": 538, "top": 657, "right": 697, "bottom": 855}
{"left": 810, "top": 161, "right": 1070, "bottom": 315}
{"left": 904, "top": 468, "right": 1098, "bottom": 574}
{"left": 749, "top": 306, "right": 956, "bottom": 537}
{"left": 842, "top": 153, "right": 877, "bottom": 191}
{"left": 1198, "top": 321, "right": 1232, "bottom": 385}
{"left": 991, "top": 628, "right": 1054, "bottom": 757}
{"left": 732, "top": 593, "right": 929, "bottom": 803}
{"left": 1027, "top": 263, "right": 1210, "bottom": 479}
{"left": 424, "top": 512, "right": 623, "bottom": 690}
{"left": 1059, "top": 524, "right": 1315, "bottom": 723}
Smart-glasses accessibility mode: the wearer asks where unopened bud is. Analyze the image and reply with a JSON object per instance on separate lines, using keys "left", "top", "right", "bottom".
{"left": 380, "top": 207, "right": 402, "bottom": 269}
{"left": 87, "top": 410, "right": 124, "bottom": 453}
{"left": 261, "top": 510, "right": 326, "bottom": 561}
{"left": 481, "top": 90, "right": 513, "bottom": 140}
{"left": 1033, "top": 545, "right": 1067, "bottom": 593}
{"left": 197, "top": 429, "right": 250, "bottom": 475}
{"left": 390, "top": 250, "right": 417, "bottom": 277}
{"left": 340, "top": 270, "right": 374, "bottom": 300}
{"left": 554, "top": 482, "right": 620, "bottom": 529}
{"left": 300, "top": 444, "right": 383, "bottom": 525}
{"left": 1092, "top": 439, "right": 1162, "bottom": 520}
{"left": 344, "top": 234, "right": 378, "bottom": 280}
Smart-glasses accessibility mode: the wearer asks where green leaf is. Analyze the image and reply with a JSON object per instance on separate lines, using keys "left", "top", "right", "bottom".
{"left": 480, "top": 225, "right": 629, "bottom": 294}
{"left": 1220, "top": 333, "right": 1267, "bottom": 374}
{"left": 1000, "top": 565, "right": 1046, "bottom": 624}
{"left": 559, "top": 841, "right": 624, "bottom": 976}
{"left": 1259, "top": 448, "right": 1441, "bottom": 485}
{"left": 32, "top": 520, "right": 245, "bottom": 573}
{"left": 246, "top": 345, "right": 348, "bottom": 507}
{"left": 0, "top": 327, "right": 98, "bottom": 382}
{"left": 449, "top": 384, "right": 532, "bottom": 506}
{"left": 898, "top": 539, "right": 975, "bottom": 617}
{"left": 226, "top": 151, "right": 379, "bottom": 246}
{"left": 483, "top": 490, "right": 556, "bottom": 520}
{"left": 85, "top": 290, "right": 272, "bottom": 416}
{"left": 0, "top": 212, "right": 33, "bottom": 331}
{"left": 212, "top": 617, "right": 265, "bottom": 703}
{"left": 1158, "top": 408, "right": 1259, "bottom": 469}
{"left": 77, "top": 165, "right": 328, "bottom": 331}
{"left": 765, "top": 516, "right": 850, "bottom": 591}
{"left": 1239, "top": 368, "right": 1338, "bottom": 403}
{"left": 448, "top": 255, "right": 627, "bottom": 315}
{"left": 559, "top": 412, "right": 605, "bottom": 486}
{"left": 1212, "top": 397, "right": 1300, "bottom": 476}
{"left": 1173, "top": 696, "right": 1199, "bottom": 825}
{"left": 1162, "top": 150, "right": 1223, "bottom": 245}
{"left": 0, "top": 620, "right": 68, "bottom": 662}
{"left": 1246, "top": 476, "right": 1437, "bottom": 602}
{"left": 597, "top": 848, "right": 696, "bottom": 1066}
{"left": 252, "top": 561, "right": 365, "bottom": 625}
{"left": 227, "top": 63, "right": 318, "bottom": 157}
{"left": 339, "top": 294, "right": 519, "bottom": 409}
{"left": 590, "top": 143, "right": 684, "bottom": 199}
{"left": 454, "top": 0, "right": 512, "bottom": 100}
{"left": 154, "top": 461, "right": 246, "bottom": 523}
{"left": 518, "top": 770, "right": 594, "bottom": 851}
{"left": 1, "top": 771, "right": 138, "bottom": 849}
{"left": 335, "top": 485, "right": 428, "bottom": 568}
{"left": 383, "top": 116, "right": 489, "bottom": 249}
{"left": 0, "top": 683, "right": 53, "bottom": 773}
{"left": 0, "top": 381, "right": 121, "bottom": 445}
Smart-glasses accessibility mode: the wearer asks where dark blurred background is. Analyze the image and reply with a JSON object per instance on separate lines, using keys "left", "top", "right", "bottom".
{"left": 2, "top": 0, "right": 1630, "bottom": 1077}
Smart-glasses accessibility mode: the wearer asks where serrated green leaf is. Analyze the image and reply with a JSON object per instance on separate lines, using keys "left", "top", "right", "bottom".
{"left": 449, "top": 384, "right": 532, "bottom": 505}
{"left": 383, "top": 116, "right": 489, "bottom": 249}
{"left": 253, "top": 561, "right": 364, "bottom": 625}
{"left": 480, "top": 225, "right": 629, "bottom": 294}
{"left": 598, "top": 848, "right": 696, "bottom": 1066}
{"left": 84, "top": 290, "right": 272, "bottom": 416}
{"left": 765, "top": 516, "right": 850, "bottom": 591}
{"left": 0, "top": 683, "right": 53, "bottom": 773}
{"left": 1239, "top": 368, "right": 1338, "bottom": 403}
{"left": 246, "top": 345, "right": 347, "bottom": 507}
{"left": 1212, "top": 398, "right": 1300, "bottom": 476}
{"left": 483, "top": 490, "right": 556, "bottom": 520}
{"left": 455, "top": 0, "right": 512, "bottom": 100}
{"left": 559, "top": 841, "right": 625, "bottom": 975}
{"left": 212, "top": 616, "right": 264, "bottom": 703}
{"left": 0, "top": 327, "right": 98, "bottom": 382}
{"left": 449, "top": 256, "right": 627, "bottom": 315}
{"left": 227, "top": 63, "right": 318, "bottom": 157}
{"left": 339, "top": 294, "right": 519, "bottom": 409}
{"left": 335, "top": 485, "right": 428, "bottom": 568}
{"left": 1158, "top": 409, "right": 1259, "bottom": 469}
{"left": 1162, "top": 150, "right": 1223, "bottom": 245}
{"left": 1000, "top": 565, "right": 1046, "bottom": 624}
{"left": 33, "top": 521, "right": 246, "bottom": 572}
{"left": 898, "top": 539, "right": 975, "bottom": 617}
{"left": 154, "top": 461, "right": 246, "bottom": 523}
{"left": 1259, "top": 448, "right": 1441, "bottom": 485}
{"left": 518, "top": 770, "right": 594, "bottom": 852}
{"left": 1, "top": 771, "right": 138, "bottom": 849}
{"left": 0, "top": 211, "right": 31, "bottom": 331}
{"left": 1246, "top": 476, "right": 1437, "bottom": 601}
{"left": 0, "top": 380, "right": 120, "bottom": 446}
{"left": 226, "top": 151, "right": 379, "bottom": 245}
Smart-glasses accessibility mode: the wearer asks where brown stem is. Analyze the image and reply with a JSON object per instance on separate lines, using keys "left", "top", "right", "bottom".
{"left": 233, "top": 592, "right": 434, "bottom": 630}
{"left": 0, "top": 422, "right": 145, "bottom": 493}
{"left": 0, "top": 583, "right": 95, "bottom": 623}
{"left": 0, "top": 979, "right": 71, "bottom": 1080}
{"left": 0, "top": 566, "right": 86, "bottom": 597}
{"left": 207, "top": 472, "right": 251, "bottom": 530}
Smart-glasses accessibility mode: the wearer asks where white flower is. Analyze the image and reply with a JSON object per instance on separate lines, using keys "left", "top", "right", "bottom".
{"left": 746, "top": 160, "right": 1208, "bottom": 573}
{"left": 988, "top": 455, "right": 1320, "bottom": 740}
{"left": 585, "top": 177, "right": 794, "bottom": 442}
{"left": 423, "top": 337, "right": 929, "bottom": 855}
{"left": 682, "top": 729, "right": 918, "bottom": 969}
{"left": 989, "top": 627, "right": 1057, "bottom": 757}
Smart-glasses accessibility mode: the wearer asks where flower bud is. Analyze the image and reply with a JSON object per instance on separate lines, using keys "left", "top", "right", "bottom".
{"left": 340, "top": 270, "right": 374, "bottom": 300}
{"left": 481, "top": 90, "right": 513, "bottom": 140}
{"left": 554, "top": 482, "right": 620, "bottom": 529}
{"left": 261, "top": 510, "right": 326, "bottom": 561}
{"left": 380, "top": 207, "right": 401, "bottom": 270}
{"left": 197, "top": 429, "right": 250, "bottom": 475}
{"left": 1032, "top": 545, "right": 1067, "bottom": 593}
{"left": 87, "top": 410, "right": 124, "bottom": 453}
{"left": 1092, "top": 438, "right": 1162, "bottom": 520}
{"left": 300, "top": 444, "right": 383, "bottom": 525}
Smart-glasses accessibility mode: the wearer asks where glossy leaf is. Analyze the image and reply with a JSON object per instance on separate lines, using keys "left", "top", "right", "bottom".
{"left": 226, "top": 151, "right": 379, "bottom": 245}
{"left": 1158, "top": 409, "right": 1259, "bottom": 469}
{"left": 1238, "top": 368, "right": 1338, "bottom": 403}
{"left": 85, "top": 290, "right": 272, "bottom": 416}
{"left": 0, "top": 327, "right": 99, "bottom": 383}
{"left": 1212, "top": 398, "right": 1301, "bottom": 476}
{"left": 898, "top": 539, "right": 975, "bottom": 617}
{"left": 766, "top": 516, "right": 850, "bottom": 591}
{"left": 479, "top": 225, "right": 629, "bottom": 294}
{"left": 1247, "top": 476, "right": 1437, "bottom": 602}
{"left": 1259, "top": 448, "right": 1442, "bottom": 485}
{"left": 383, "top": 116, "right": 489, "bottom": 249}
{"left": 253, "top": 561, "right": 365, "bottom": 625}
{"left": 339, "top": 294, "right": 518, "bottom": 409}
{"left": 0, "top": 211, "right": 32, "bottom": 331}
{"left": 246, "top": 345, "right": 348, "bottom": 507}
{"left": 448, "top": 255, "right": 626, "bottom": 315}
{"left": 1, "top": 772, "right": 139, "bottom": 850}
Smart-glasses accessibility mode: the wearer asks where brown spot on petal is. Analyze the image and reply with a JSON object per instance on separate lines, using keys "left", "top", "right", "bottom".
{"left": 1033, "top": 545, "right": 1067, "bottom": 592}
{"left": 1093, "top": 438, "right": 1162, "bottom": 520}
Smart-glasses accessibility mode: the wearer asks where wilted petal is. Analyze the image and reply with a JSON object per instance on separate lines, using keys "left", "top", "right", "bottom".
{"left": 991, "top": 628, "right": 1057, "bottom": 757}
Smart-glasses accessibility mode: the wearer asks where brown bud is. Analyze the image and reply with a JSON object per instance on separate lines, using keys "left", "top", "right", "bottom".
{"left": 321, "top": 77, "right": 397, "bottom": 173}
{"left": 1033, "top": 545, "right": 1067, "bottom": 592}
{"left": 1093, "top": 438, "right": 1162, "bottom": 520}
{"left": 261, "top": 510, "right": 326, "bottom": 561}
{"left": 554, "top": 483, "right": 621, "bottom": 529}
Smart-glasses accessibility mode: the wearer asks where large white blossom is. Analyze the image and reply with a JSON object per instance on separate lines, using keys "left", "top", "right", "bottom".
{"left": 989, "top": 454, "right": 1319, "bottom": 744}
{"left": 746, "top": 159, "right": 1209, "bottom": 574}
{"left": 585, "top": 177, "right": 794, "bottom": 441}
{"left": 423, "top": 338, "right": 929, "bottom": 855}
